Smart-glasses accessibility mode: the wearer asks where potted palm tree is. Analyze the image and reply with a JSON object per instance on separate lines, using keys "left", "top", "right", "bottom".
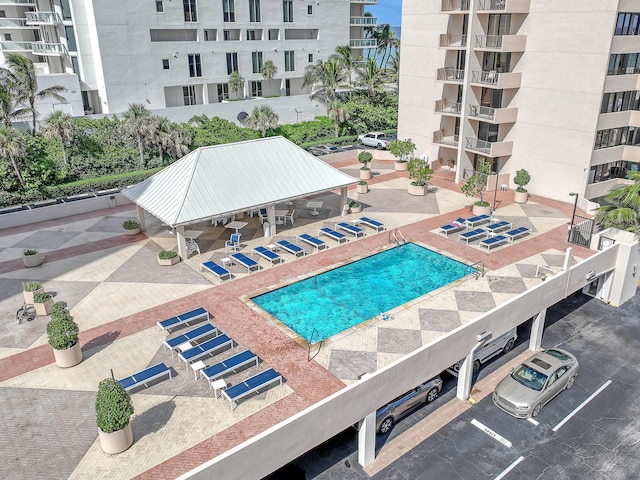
{"left": 407, "top": 157, "right": 434, "bottom": 196}
{"left": 356, "top": 180, "right": 368, "bottom": 194}
{"left": 513, "top": 169, "right": 531, "bottom": 204}
{"left": 158, "top": 250, "right": 180, "bottom": 266}
{"left": 23, "top": 248, "right": 44, "bottom": 268}
{"left": 122, "top": 219, "right": 140, "bottom": 236}
{"left": 461, "top": 160, "right": 492, "bottom": 215}
{"left": 388, "top": 138, "right": 415, "bottom": 171}
{"left": 22, "top": 280, "right": 43, "bottom": 304}
{"left": 33, "top": 291, "right": 54, "bottom": 316}
{"left": 47, "top": 302, "right": 82, "bottom": 367}
{"left": 96, "top": 377, "right": 134, "bottom": 454}
{"left": 358, "top": 151, "right": 373, "bottom": 180}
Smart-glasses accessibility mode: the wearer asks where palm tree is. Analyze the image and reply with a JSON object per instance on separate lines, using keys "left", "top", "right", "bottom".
{"left": 3, "top": 54, "right": 67, "bottom": 136}
{"left": 42, "top": 111, "right": 76, "bottom": 166}
{"left": 0, "top": 126, "right": 26, "bottom": 188}
{"left": 229, "top": 71, "right": 245, "bottom": 99}
{"left": 327, "top": 99, "right": 348, "bottom": 138}
{"left": 246, "top": 104, "right": 279, "bottom": 137}
{"left": 356, "top": 58, "right": 385, "bottom": 99}
{"left": 0, "top": 78, "right": 20, "bottom": 127}
{"left": 595, "top": 171, "right": 640, "bottom": 239}
{"left": 260, "top": 60, "right": 277, "bottom": 95}
{"left": 331, "top": 45, "right": 355, "bottom": 92}
{"left": 122, "top": 103, "right": 153, "bottom": 169}
{"left": 302, "top": 59, "right": 348, "bottom": 114}
{"left": 374, "top": 24, "right": 392, "bottom": 68}
{"left": 166, "top": 128, "right": 191, "bottom": 162}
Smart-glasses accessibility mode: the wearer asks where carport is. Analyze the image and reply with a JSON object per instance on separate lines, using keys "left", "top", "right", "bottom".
{"left": 122, "top": 136, "right": 358, "bottom": 259}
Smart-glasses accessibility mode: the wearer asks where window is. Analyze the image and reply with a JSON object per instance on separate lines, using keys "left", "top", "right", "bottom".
{"left": 183, "top": 86, "right": 197, "bottom": 105}
{"left": 284, "top": 50, "right": 294, "bottom": 71}
{"left": 217, "top": 83, "right": 229, "bottom": 101}
{"left": 588, "top": 161, "right": 633, "bottom": 184}
{"left": 249, "top": 0, "right": 261, "bottom": 22}
{"left": 226, "top": 52, "right": 239, "bottom": 74}
{"left": 252, "top": 51, "right": 263, "bottom": 73}
{"left": 601, "top": 91, "right": 640, "bottom": 113}
{"left": 60, "top": 0, "right": 72, "bottom": 20}
{"left": 615, "top": 13, "right": 640, "bottom": 35}
{"left": 65, "top": 26, "right": 77, "bottom": 51}
{"left": 223, "top": 0, "right": 235, "bottom": 22}
{"left": 4, "top": 33, "right": 10, "bottom": 41}
{"left": 307, "top": 5, "right": 312, "bottom": 15}
{"left": 188, "top": 54, "right": 202, "bottom": 77}
{"left": 283, "top": 0, "right": 293, "bottom": 22}
{"left": 594, "top": 126, "right": 640, "bottom": 150}
{"left": 162, "top": 58, "right": 170, "bottom": 69}
{"left": 156, "top": 1, "right": 164, "bottom": 12}
{"left": 250, "top": 80, "right": 263, "bottom": 97}
{"left": 0, "top": 10, "right": 6, "bottom": 18}
{"left": 184, "top": 0, "right": 197, "bottom": 21}
{"left": 71, "top": 56, "right": 79, "bottom": 75}
{"left": 608, "top": 53, "right": 640, "bottom": 75}
{"left": 285, "top": 78, "right": 290, "bottom": 96}
{"left": 247, "top": 29, "right": 257, "bottom": 40}
{"left": 204, "top": 29, "right": 217, "bottom": 41}
{"left": 268, "top": 29, "right": 279, "bottom": 40}
{"left": 308, "top": 53, "right": 313, "bottom": 63}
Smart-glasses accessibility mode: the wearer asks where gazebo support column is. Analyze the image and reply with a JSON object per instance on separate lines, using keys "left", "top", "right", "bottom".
{"left": 340, "top": 187, "right": 348, "bottom": 216}
{"left": 268, "top": 205, "right": 277, "bottom": 236}
{"left": 136, "top": 205, "right": 146, "bottom": 232}
{"left": 176, "top": 225, "right": 188, "bottom": 260}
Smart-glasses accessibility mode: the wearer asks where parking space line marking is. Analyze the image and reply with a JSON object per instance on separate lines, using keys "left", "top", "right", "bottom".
{"left": 527, "top": 418, "right": 539, "bottom": 426}
{"left": 471, "top": 419, "right": 512, "bottom": 448}
{"left": 494, "top": 456, "right": 524, "bottom": 480}
{"left": 553, "top": 380, "right": 612, "bottom": 432}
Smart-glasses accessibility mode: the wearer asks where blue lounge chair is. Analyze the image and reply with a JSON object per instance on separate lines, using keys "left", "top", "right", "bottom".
{"left": 230, "top": 253, "right": 260, "bottom": 274}
{"left": 200, "top": 350, "right": 259, "bottom": 386}
{"left": 276, "top": 240, "right": 306, "bottom": 257}
{"left": 458, "top": 228, "right": 487, "bottom": 244}
{"left": 157, "top": 307, "right": 210, "bottom": 337}
{"left": 298, "top": 233, "right": 327, "bottom": 251}
{"left": 319, "top": 227, "right": 348, "bottom": 244}
{"left": 163, "top": 323, "right": 218, "bottom": 357}
{"left": 505, "top": 226, "right": 532, "bottom": 243}
{"left": 253, "top": 246, "right": 283, "bottom": 265}
{"left": 221, "top": 368, "right": 283, "bottom": 410}
{"left": 479, "top": 235, "right": 509, "bottom": 251}
{"left": 118, "top": 363, "right": 172, "bottom": 392}
{"left": 485, "top": 220, "right": 512, "bottom": 235}
{"left": 178, "top": 334, "right": 235, "bottom": 368}
{"left": 359, "top": 217, "right": 385, "bottom": 232}
{"left": 201, "top": 260, "right": 232, "bottom": 283}
{"left": 337, "top": 222, "right": 365, "bottom": 238}
{"left": 438, "top": 217, "right": 467, "bottom": 236}
{"left": 464, "top": 214, "right": 491, "bottom": 229}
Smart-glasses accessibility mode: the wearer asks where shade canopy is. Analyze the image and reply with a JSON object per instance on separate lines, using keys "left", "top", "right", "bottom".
{"left": 122, "top": 136, "right": 357, "bottom": 227}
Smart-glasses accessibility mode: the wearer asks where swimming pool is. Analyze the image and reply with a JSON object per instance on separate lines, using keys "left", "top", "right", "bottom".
{"left": 252, "top": 243, "right": 472, "bottom": 343}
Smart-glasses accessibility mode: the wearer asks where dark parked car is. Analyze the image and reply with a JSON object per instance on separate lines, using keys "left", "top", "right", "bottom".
{"left": 308, "top": 144, "right": 339, "bottom": 156}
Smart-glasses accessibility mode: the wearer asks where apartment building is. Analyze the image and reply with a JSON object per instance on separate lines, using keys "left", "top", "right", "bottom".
{"left": 398, "top": 0, "right": 640, "bottom": 203}
{"left": 0, "top": 0, "right": 376, "bottom": 118}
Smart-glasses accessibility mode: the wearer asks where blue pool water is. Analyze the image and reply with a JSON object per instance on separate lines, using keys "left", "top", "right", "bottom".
{"left": 252, "top": 243, "right": 472, "bottom": 343}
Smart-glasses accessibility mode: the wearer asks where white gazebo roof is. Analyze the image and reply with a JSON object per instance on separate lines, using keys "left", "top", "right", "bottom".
{"left": 121, "top": 136, "right": 357, "bottom": 227}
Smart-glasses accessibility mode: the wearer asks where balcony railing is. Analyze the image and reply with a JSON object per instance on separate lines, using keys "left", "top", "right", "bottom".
{"left": 0, "top": 40, "right": 32, "bottom": 51}
{"left": 472, "top": 70, "right": 500, "bottom": 85}
{"left": 0, "top": 0, "right": 36, "bottom": 4}
{"left": 437, "top": 67, "right": 465, "bottom": 82}
{"left": 441, "top": 0, "right": 470, "bottom": 12}
{"left": 435, "top": 100, "right": 462, "bottom": 115}
{"left": 0, "top": 17, "right": 30, "bottom": 28}
{"left": 439, "top": 34, "right": 467, "bottom": 48}
{"left": 350, "top": 16, "right": 377, "bottom": 25}
{"left": 478, "top": 0, "right": 506, "bottom": 10}
{"left": 350, "top": 0, "right": 378, "bottom": 4}
{"left": 31, "top": 42, "right": 67, "bottom": 55}
{"left": 469, "top": 104, "right": 495, "bottom": 120}
{"left": 475, "top": 35, "right": 504, "bottom": 48}
{"left": 465, "top": 137, "right": 513, "bottom": 156}
{"left": 25, "top": 12, "right": 61, "bottom": 25}
{"left": 477, "top": 0, "right": 530, "bottom": 12}
{"left": 466, "top": 137, "right": 493, "bottom": 153}
{"left": 433, "top": 130, "right": 460, "bottom": 146}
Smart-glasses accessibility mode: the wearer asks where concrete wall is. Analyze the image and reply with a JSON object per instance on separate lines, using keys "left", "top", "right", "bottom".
{"left": 180, "top": 245, "right": 629, "bottom": 480}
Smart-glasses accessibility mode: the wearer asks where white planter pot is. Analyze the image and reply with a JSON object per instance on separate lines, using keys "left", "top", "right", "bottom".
{"left": 356, "top": 183, "right": 368, "bottom": 194}
{"left": 53, "top": 342, "right": 83, "bottom": 368}
{"left": 514, "top": 190, "right": 528, "bottom": 204}
{"left": 34, "top": 298, "right": 54, "bottom": 316}
{"left": 472, "top": 203, "right": 492, "bottom": 216}
{"left": 394, "top": 161, "right": 408, "bottom": 171}
{"left": 123, "top": 227, "right": 141, "bottom": 236}
{"left": 158, "top": 255, "right": 180, "bottom": 266}
{"left": 408, "top": 183, "right": 427, "bottom": 196}
{"left": 23, "top": 288, "right": 44, "bottom": 304}
{"left": 98, "top": 423, "right": 133, "bottom": 454}
{"left": 23, "top": 253, "right": 44, "bottom": 268}
{"left": 359, "top": 169, "right": 372, "bottom": 180}
{"left": 350, "top": 205, "right": 362, "bottom": 214}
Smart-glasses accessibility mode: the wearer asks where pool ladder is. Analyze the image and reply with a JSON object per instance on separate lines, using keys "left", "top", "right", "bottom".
{"left": 308, "top": 328, "right": 323, "bottom": 361}
{"left": 389, "top": 229, "right": 406, "bottom": 246}
{"left": 469, "top": 261, "right": 485, "bottom": 279}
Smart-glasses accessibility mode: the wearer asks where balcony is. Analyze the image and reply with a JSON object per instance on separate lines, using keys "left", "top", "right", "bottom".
{"left": 350, "top": 0, "right": 378, "bottom": 3}
{"left": 350, "top": 38, "right": 377, "bottom": 48}
{"left": 0, "top": 0, "right": 35, "bottom": 4}
{"left": 435, "top": 100, "right": 462, "bottom": 116}
{"left": 436, "top": 67, "right": 465, "bottom": 83}
{"left": 0, "top": 18, "right": 32, "bottom": 28}
{"left": 433, "top": 129, "right": 460, "bottom": 147}
{"left": 440, "top": 0, "right": 470, "bottom": 13}
{"left": 474, "top": 34, "right": 526, "bottom": 52}
{"left": 25, "top": 12, "right": 61, "bottom": 25}
{"left": 591, "top": 145, "right": 640, "bottom": 164}
{"left": 477, "top": 0, "right": 530, "bottom": 13}
{"left": 465, "top": 137, "right": 513, "bottom": 157}
{"left": 468, "top": 104, "right": 518, "bottom": 123}
{"left": 439, "top": 34, "right": 467, "bottom": 49}
{"left": 31, "top": 42, "right": 67, "bottom": 56}
{"left": 350, "top": 16, "right": 377, "bottom": 26}
{"left": 471, "top": 70, "right": 522, "bottom": 89}
{"left": 0, "top": 40, "right": 31, "bottom": 52}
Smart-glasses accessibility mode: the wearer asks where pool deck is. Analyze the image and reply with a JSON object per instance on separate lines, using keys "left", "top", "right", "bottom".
{"left": 0, "top": 158, "right": 594, "bottom": 479}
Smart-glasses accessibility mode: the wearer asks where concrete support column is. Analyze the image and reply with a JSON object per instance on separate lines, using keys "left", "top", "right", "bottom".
{"left": 268, "top": 204, "right": 277, "bottom": 236}
{"left": 357, "top": 410, "right": 376, "bottom": 467}
{"left": 176, "top": 225, "right": 188, "bottom": 260}
{"left": 340, "top": 187, "right": 348, "bottom": 216}
{"left": 529, "top": 309, "right": 546, "bottom": 351}
{"left": 136, "top": 205, "right": 146, "bottom": 232}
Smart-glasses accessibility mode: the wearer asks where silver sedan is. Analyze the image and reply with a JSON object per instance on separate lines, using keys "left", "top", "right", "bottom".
{"left": 492, "top": 348, "right": 579, "bottom": 419}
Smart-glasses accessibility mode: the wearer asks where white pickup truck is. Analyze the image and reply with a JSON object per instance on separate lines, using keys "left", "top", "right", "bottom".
{"left": 357, "top": 132, "right": 395, "bottom": 149}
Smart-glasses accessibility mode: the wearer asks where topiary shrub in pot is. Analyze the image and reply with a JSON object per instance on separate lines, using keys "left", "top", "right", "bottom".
{"left": 22, "top": 280, "right": 43, "bottom": 304}
{"left": 158, "top": 250, "right": 180, "bottom": 266}
{"left": 407, "top": 157, "right": 434, "bottom": 196}
{"left": 23, "top": 248, "right": 44, "bottom": 268}
{"left": 388, "top": 138, "right": 415, "bottom": 171}
{"left": 513, "top": 169, "right": 531, "bottom": 204}
{"left": 47, "top": 302, "right": 82, "bottom": 367}
{"left": 461, "top": 159, "right": 492, "bottom": 215}
{"left": 96, "top": 378, "right": 134, "bottom": 454}
{"left": 358, "top": 151, "right": 373, "bottom": 180}
{"left": 122, "top": 219, "right": 141, "bottom": 236}
{"left": 349, "top": 200, "right": 362, "bottom": 214}
{"left": 33, "top": 291, "right": 54, "bottom": 316}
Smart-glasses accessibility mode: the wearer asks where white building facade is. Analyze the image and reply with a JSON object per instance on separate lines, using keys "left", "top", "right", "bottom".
{"left": 0, "top": 0, "right": 376, "bottom": 120}
{"left": 398, "top": 0, "right": 640, "bottom": 203}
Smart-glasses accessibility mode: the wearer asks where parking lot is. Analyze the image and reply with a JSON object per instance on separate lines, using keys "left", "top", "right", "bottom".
{"left": 274, "top": 289, "right": 640, "bottom": 479}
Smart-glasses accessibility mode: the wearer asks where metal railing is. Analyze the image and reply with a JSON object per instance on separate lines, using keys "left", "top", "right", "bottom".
{"left": 468, "top": 261, "right": 485, "bottom": 279}
{"left": 349, "top": 38, "right": 377, "bottom": 48}
{"left": 478, "top": 0, "right": 506, "bottom": 11}
{"left": 441, "top": 0, "right": 470, "bottom": 12}
{"left": 0, "top": 0, "right": 36, "bottom": 4}
{"left": 25, "top": 12, "right": 61, "bottom": 24}
{"left": 475, "top": 35, "right": 504, "bottom": 48}
{"left": 350, "top": 0, "right": 378, "bottom": 4}
{"left": 31, "top": 42, "right": 68, "bottom": 55}
{"left": 435, "top": 100, "right": 462, "bottom": 114}
{"left": 437, "top": 67, "right": 465, "bottom": 81}
{"left": 350, "top": 16, "right": 377, "bottom": 25}
{"left": 472, "top": 70, "right": 500, "bottom": 85}
{"left": 0, "top": 18, "right": 29, "bottom": 28}
{"left": 0, "top": 41, "right": 32, "bottom": 51}
{"left": 433, "top": 130, "right": 460, "bottom": 146}
{"left": 468, "top": 104, "right": 495, "bottom": 120}
{"left": 598, "top": 235, "right": 616, "bottom": 250}
{"left": 439, "top": 34, "right": 467, "bottom": 48}
{"left": 307, "top": 328, "right": 322, "bottom": 361}
{"left": 465, "top": 137, "right": 492, "bottom": 153}
{"left": 389, "top": 229, "right": 406, "bottom": 246}
{"left": 568, "top": 215, "right": 594, "bottom": 248}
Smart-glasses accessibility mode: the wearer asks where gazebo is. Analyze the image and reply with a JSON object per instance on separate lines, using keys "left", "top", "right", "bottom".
{"left": 122, "top": 136, "right": 358, "bottom": 259}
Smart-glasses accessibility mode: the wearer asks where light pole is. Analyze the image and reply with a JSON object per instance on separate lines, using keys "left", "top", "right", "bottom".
{"left": 567, "top": 192, "right": 578, "bottom": 242}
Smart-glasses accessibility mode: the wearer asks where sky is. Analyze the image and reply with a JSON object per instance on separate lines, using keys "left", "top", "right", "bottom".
{"left": 367, "top": 0, "right": 402, "bottom": 28}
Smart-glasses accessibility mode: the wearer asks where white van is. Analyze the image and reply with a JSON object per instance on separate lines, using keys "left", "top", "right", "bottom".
{"left": 447, "top": 328, "right": 518, "bottom": 376}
